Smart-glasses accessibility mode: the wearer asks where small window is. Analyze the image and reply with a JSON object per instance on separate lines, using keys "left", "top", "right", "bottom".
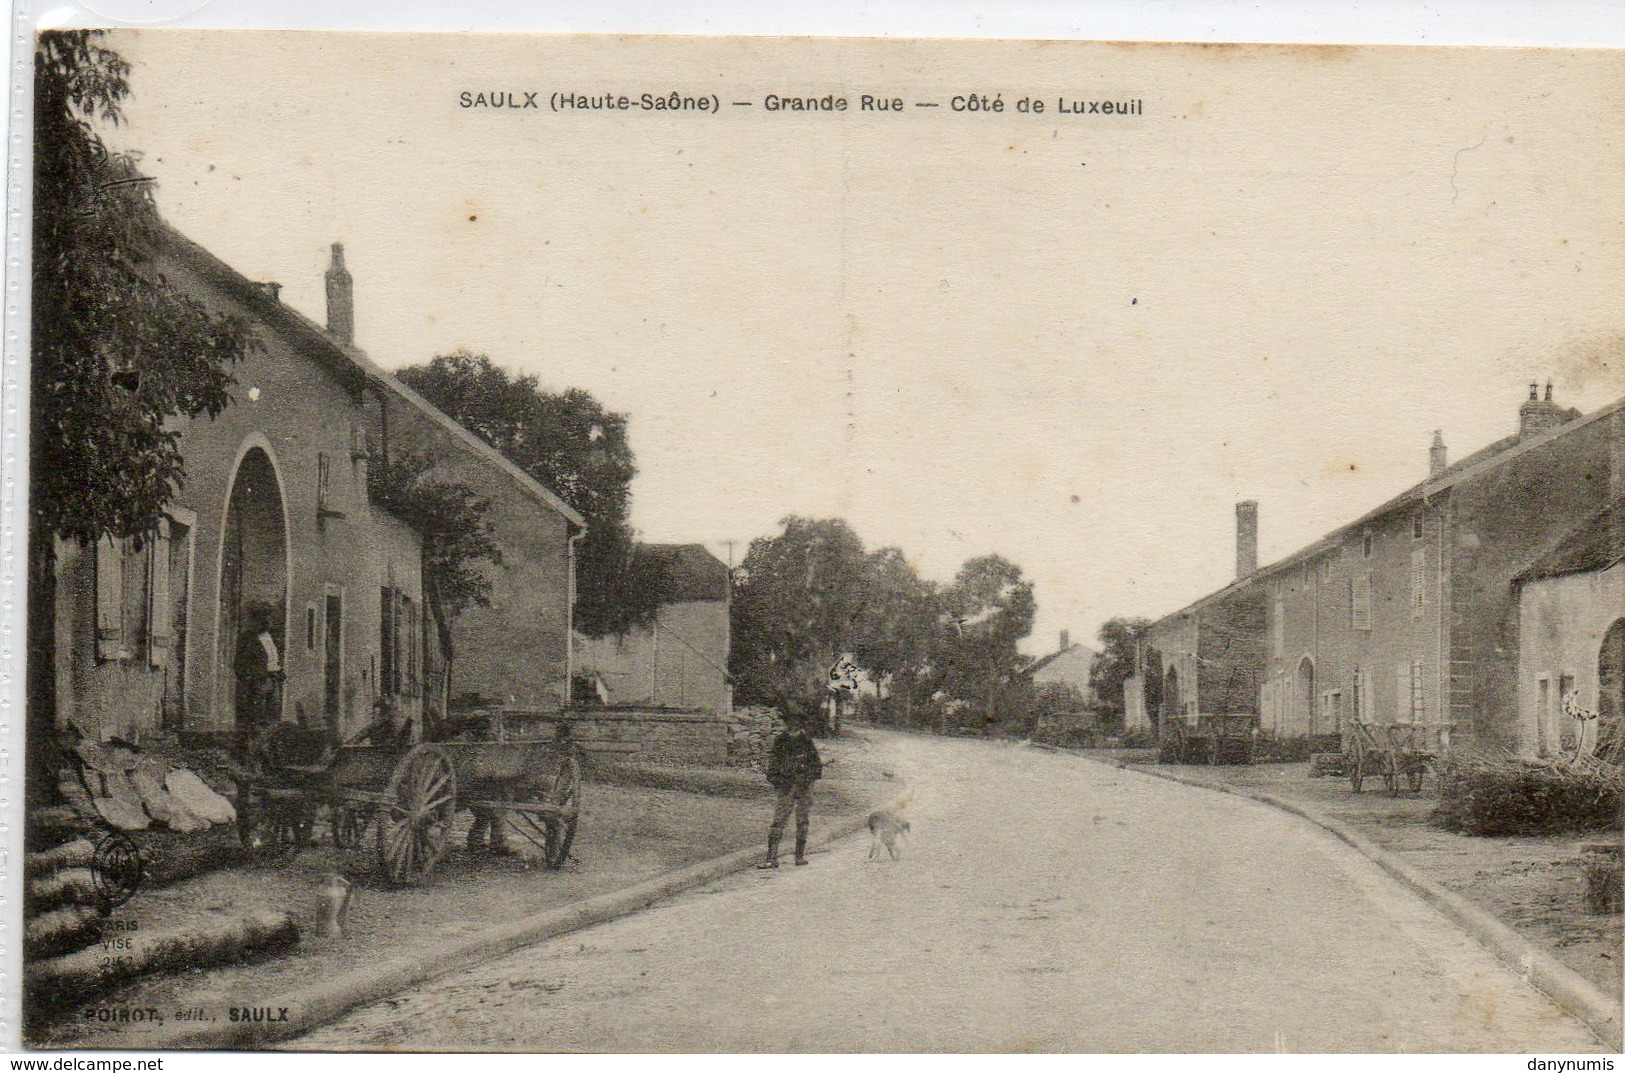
{"left": 1362, "top": 531, "right": 1374, "bottom": 559}
{"left": 1319, "top": 557, "right": 1333, "bottom": 584}
{"left": 1412, "top": 513, "right": 1425, "bottom": 540}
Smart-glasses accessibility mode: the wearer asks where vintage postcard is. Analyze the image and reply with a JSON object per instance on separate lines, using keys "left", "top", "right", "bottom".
{"left": 14, "top": 29, "right": 1625, "bottom": 1054}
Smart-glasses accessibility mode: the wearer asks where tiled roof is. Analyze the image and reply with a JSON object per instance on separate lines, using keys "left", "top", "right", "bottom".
{"left": 1516, "top": 499, "right": 1625, "bottom": 584}
{"left": 641, "top": 543, "right": 730, "bottom": 602}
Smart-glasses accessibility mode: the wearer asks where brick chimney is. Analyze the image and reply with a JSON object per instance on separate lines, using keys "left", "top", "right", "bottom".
{"left": 1059, "top": 630, "right": 1070, "bottom": 652}
{"left": 1429, "top": 430, "right": 1447, "bottom": 478}
{"left": 1518, "top": 380, "right": 1567, "bottom": 440}
{"left": 1236, "top": 500, "right": 1259, "bottom": 579}
{"left": 325, "top": 243, "right": 354, "bottom": 345}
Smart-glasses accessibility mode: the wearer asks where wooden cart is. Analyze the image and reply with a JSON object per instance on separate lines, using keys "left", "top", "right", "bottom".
{"left": 240, "top": 721, "right": 581, "bottom": 886}
{"left": 1346, "top": 720, "right": 1454, "bottom": 795}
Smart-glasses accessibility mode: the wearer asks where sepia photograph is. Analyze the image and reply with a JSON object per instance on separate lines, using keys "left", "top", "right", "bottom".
{"left": 15, "top": 25, "right": 1625, "bottom": 1054}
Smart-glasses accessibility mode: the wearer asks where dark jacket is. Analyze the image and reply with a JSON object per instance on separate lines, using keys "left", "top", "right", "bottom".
{"left": 767, "top": 730, "right": 823, "bottom": 789}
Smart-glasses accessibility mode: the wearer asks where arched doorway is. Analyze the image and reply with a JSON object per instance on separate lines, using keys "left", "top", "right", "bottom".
{"left": 218, "top": 446, "right": 289, "bottom": 743}
{"left": 1297, "top": 656, "right": 1316, "bottom": 736}
{"left": 1599, "top": 618, "right": 1624, "bottom": 758}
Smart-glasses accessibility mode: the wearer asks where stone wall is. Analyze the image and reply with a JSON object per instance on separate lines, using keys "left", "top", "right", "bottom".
{"left": 504, "top": 707, "right": 730, "bottom": 767}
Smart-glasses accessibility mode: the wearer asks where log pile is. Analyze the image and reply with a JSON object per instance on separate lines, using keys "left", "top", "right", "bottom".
{"left": 24, "top": 732, "right": 247, "bottom": 970}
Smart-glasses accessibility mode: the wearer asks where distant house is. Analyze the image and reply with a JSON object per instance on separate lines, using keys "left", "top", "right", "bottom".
{"left": 1144, "top": 384, "right": 1625, "bottom": 754}
{"left": 1026, "top": 631, "right": 1099, "bottom": 705}
{"left": 573, "top": 543, "right": 732, "bottom": 716}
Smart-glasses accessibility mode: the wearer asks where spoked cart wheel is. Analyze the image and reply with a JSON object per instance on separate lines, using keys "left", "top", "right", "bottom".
{"left": 377, "top": 745, "right": 458, "bottom": 886}
{"left": 543, "top": 751, "right": 581, "bottom": 870}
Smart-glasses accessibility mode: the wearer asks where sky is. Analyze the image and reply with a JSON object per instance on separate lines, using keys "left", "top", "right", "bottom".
{"left": 95, "top": 31, "right": 1625, "bottom": 655}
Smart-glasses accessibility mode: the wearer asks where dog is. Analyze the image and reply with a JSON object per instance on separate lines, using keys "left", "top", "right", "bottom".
{"left": 867, "top": 809, "right": 910, "bottom": 862}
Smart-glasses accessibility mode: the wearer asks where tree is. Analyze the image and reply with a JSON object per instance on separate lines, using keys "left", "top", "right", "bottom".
{"left": 30, "top": 31, "right": 256, "bottom": 740}
{"left": 1093, "top": 616, "right": 1161, "bottom": 717}
{"left": 850, "top": 547, "right": 944, "bottom": 726}
{"left": 396, "top": 351, "right": 665, "bottom": 636}
{"left": 367, "top": 452, "right": 502, "bottom": 720}
{"left": 729, "top": 517, "right": 868, "bottom": 713}
{"left": 936, "top": 554, "right": 1037, "bottom": 730}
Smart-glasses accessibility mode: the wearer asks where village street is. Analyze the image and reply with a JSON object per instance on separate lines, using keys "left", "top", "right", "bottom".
{"left": 292, "top": 731, "right": 1605, "bottom": 1053}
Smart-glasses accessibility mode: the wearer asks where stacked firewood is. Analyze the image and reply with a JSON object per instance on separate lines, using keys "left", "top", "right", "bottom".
{"left": 60, "top": 738, "right": 236, "bottom": 834}
{"left": 24, "top": 734, "right": 242, "bottom": 968}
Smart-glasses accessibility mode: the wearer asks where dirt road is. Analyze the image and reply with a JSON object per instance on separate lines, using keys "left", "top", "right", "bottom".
{"left": 294, "top": 732, "right": 1605, "bottom": 1052}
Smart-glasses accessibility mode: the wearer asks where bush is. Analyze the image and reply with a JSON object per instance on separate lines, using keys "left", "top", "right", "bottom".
{"left": 1117, "top": 727, "right": 1157, "bottom": 749}
{"left": 1253, "top": 733, "right": 1342, "bottom": 764}
{"left": 1432, "top": 753, "right": 1625, "bottom": 837}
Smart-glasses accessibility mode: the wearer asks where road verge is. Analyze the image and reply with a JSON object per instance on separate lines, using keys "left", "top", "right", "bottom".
{"left": 1098, "top": 756, "right": 1621, "bottom": 1050}
{"left": 127, "top": 795, "right": 901, "bottom": 1051}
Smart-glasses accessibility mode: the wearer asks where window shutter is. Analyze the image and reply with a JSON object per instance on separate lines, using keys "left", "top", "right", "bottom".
{"left": 96, "top": 536, "right": 125, "bottom": 660}
{"left": 1351, "top": 573, "right": 1372, "bottom": 631}
{"left": 148, "top": 520, "right": 172, "bottom": 666}
{"left": 1410, "top": 546, "right": 1426, "bottom": 616}
{"left": 380, "top": 586, "right": 395, "bottom": 696}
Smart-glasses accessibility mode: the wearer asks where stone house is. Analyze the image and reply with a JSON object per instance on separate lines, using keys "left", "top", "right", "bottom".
{"left": 1026, "top": 631, "right": 1099, "bottom": 704}
{"left": 1146, "top": 564, "right": 1267, "bottom": 734}
{"left": 1145, "top": 384, "right": 1625, "bottom": 754}
{"left": 1513, "top": 499, "right": 1625, "bottom": 757}
{"left": 52, "top": 229, "right": 427, "bottom": 749}
{"left": 573, "top": 543, "right": 732, "bottom": 716}
{"left": 49, "top": 229, "right": 584, "bottom": 751}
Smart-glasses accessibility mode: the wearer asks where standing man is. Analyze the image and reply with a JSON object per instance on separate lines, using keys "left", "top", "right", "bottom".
{"left": 233, "top": 603, "right": 283, "bottom": 759}
{"left": 758, "top": 705, "right": 824, "bottom": 869}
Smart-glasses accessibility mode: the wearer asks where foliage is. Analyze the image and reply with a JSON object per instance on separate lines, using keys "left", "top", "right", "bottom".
{"left": 1091, "top": 617, "right": 1161, "bottom": 717}
{"left": 728, "top": 519, "right": 1040, "bottom": 735}
{"left": 729, "top": 517, "right": 869, "bottom": 710}
{"left": 1028, "top": 681, "right": 1092, "bottom": 744}
{"left": 32, "top": 30, "right": 254, "bottom": 546}
{"left": 851, "top": 546, "right": 945, "bottom": 717}
{"left": 1432, "top": 752, "right": 1625, "bottom": 837}
{"left": 396, "top": 350, "right": 665, "bottom": 636}
{"left": 932, "top": 554, "right": 1037, "bottom": 729}
{"left": 367, "top": 452, "right": 502, "bottom": 654}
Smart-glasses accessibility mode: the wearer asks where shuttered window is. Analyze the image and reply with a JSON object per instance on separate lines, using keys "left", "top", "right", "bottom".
{"left": 96, "top": 536, "right": 126, "bottom": 660}
{"left": 148, "top": 519, "right": 172, "bottom": 666}
{"left": 1410, "top": 546, "right": 1426, "bottom": 616}
{"left": 1351, "top": 573, "right": 1372, "bottom": 631}
{"left": 380, "top": 586, "right": 395, "bottom": 695}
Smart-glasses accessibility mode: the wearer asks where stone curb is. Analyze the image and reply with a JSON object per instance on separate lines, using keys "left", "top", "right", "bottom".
{"left": 103, "top": 797, "right": 902, "bottom": 1051}
{"left": 1094, "top": 756, "right": 1622, "bottom": 1050}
